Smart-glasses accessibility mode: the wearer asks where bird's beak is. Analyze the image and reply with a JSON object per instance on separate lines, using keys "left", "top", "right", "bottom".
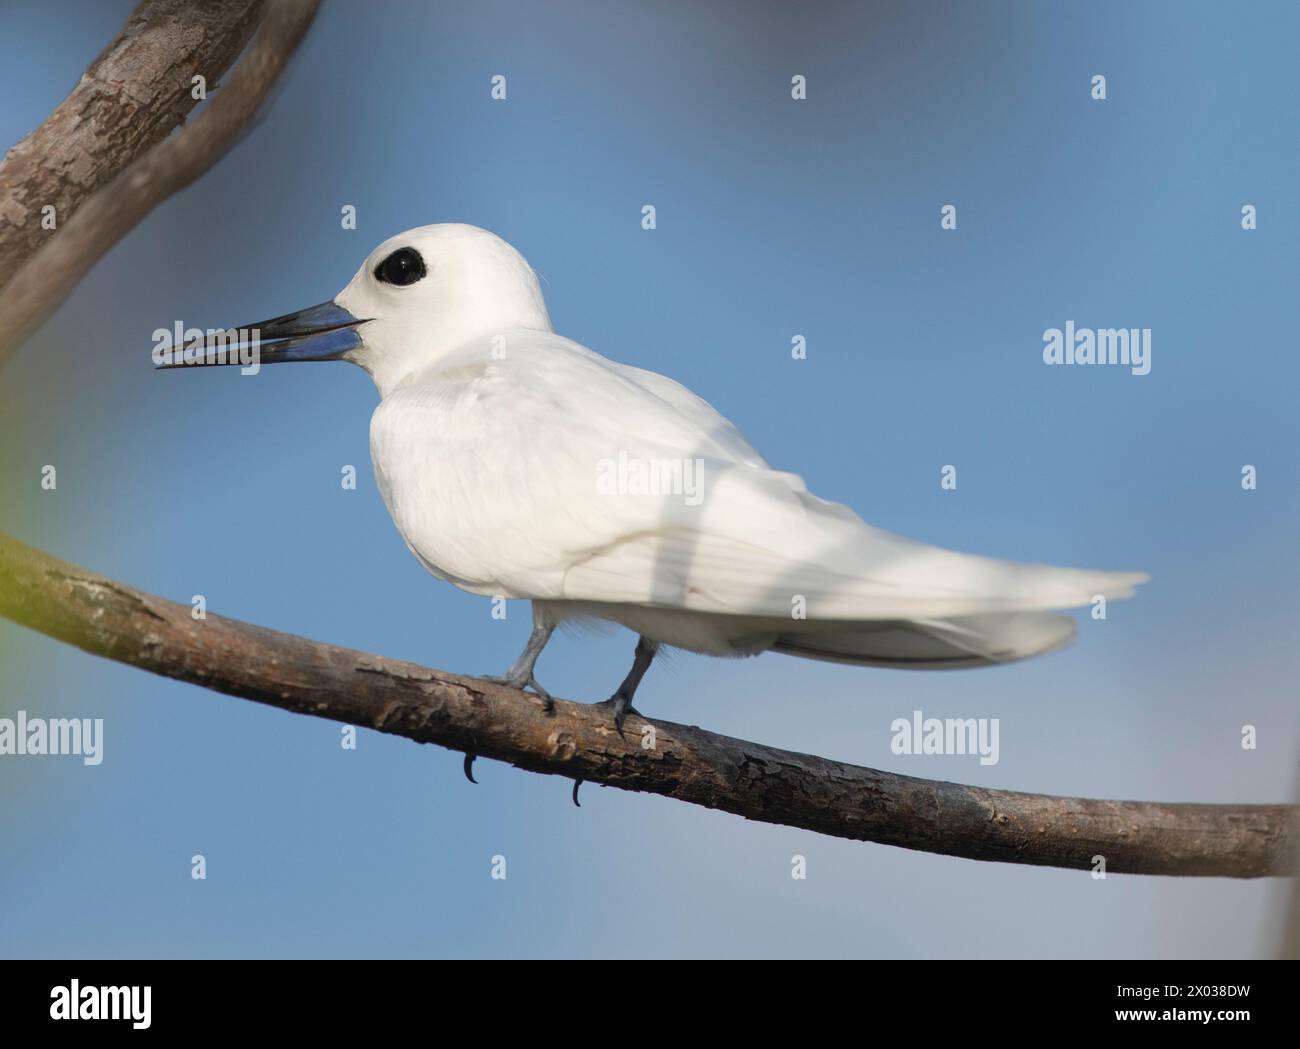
{"left": 154, "top": 301, "right": 368, "bottom": 370}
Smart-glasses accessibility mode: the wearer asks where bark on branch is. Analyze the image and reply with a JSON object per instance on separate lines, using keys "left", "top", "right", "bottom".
{"left": 1, "top": 530, "right": 1292, "bottom": 878}
{"left": 0, "top": 0, "right": 265, "bottom": 290}
{"left": 0, "top": 0, "right": 320, "bottom": 366}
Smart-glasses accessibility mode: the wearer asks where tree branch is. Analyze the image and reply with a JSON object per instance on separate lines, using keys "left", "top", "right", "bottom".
{"left": 0, "top": 0, "right": 320, "bottom": 366}
{"left": 0, "top": 530, "right": 1292, "bottom": 878}
{"left": 0, "top": 0, "right": 265, "bottom": 290}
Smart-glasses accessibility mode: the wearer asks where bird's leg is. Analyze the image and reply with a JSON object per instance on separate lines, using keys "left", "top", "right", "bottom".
{"left": 485, "top": 607, "right": 555, "bottom": 711}
{"left": 467, "top": 609, "right": 556, "bottom": 784}
{"left": 596, "top": 635, "right": 659, "bottom": 736}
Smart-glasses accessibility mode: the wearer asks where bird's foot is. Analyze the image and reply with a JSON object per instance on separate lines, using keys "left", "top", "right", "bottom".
{"left": 484, "top": 671, "right": 554, "bottom": 713}
{"left": 594, "top": 694, "right": 641, "bottom": 738}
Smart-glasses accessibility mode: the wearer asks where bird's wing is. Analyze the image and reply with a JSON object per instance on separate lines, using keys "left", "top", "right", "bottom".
{"left": 370, "top": 331, "right": 1147, "bottom": 617}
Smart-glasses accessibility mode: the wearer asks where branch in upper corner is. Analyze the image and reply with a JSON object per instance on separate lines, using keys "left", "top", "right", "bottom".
{"left": 0, "top": 530, "right": 1293, "bottom": 878}
{"left": 0, "top": 0, "right": 266, "bottom": 290}
{"left": 0, "top": 0, "right": 320, "bottom": 367}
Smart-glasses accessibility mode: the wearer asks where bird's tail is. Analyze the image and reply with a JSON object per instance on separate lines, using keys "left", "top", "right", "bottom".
{"left": 769, "top": 611, "right": 1079, "bottom": 669}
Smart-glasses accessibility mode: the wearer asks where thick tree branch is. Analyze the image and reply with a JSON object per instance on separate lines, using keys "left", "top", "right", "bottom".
{"left": 0, "top": 0, "right": 320, "bottom": 367}
{"left": 0, "top": 530, "right": 1292, "bottom": 878}
{"left": 0, "top": 0, "right": 265, "bottom": 290}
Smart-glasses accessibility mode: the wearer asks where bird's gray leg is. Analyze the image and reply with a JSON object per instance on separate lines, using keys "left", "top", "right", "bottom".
{"left": 597, "top": 635, "right": 659, "bottom": 736}
{"left": 468, "top": 608, "right": 556, "bottom": 784}
{"left": 485, "top": 605, "right": 555, "bottom": 711}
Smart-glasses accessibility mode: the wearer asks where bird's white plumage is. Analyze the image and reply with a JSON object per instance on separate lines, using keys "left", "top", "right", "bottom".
{"left": 341, "top": 224, "right": 1147, "bottom": 667}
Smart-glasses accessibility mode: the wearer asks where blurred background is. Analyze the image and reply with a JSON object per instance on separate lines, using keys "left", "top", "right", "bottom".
{"left": 1, "top": 0, "right": 1297, "bottom": 958}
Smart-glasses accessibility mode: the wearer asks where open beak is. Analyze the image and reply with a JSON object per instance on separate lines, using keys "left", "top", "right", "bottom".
{"left": 154, "top": 301, "right": 368, "bottom": 369}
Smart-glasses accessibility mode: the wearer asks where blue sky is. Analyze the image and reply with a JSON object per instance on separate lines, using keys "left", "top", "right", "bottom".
{"left": 1, "top": 0, "right": 1297, "bottom": 957}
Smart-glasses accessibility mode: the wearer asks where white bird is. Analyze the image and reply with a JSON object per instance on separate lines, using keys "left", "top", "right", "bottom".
{"left": 165, "top": 223, "right": 1148, "bottom": 736}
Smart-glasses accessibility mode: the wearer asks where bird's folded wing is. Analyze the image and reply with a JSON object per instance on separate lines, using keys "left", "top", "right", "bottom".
{"left": 371, "top": 333, "right": 1147, "bottom": 617}
{"left": 556, "top": 476, "right": 1147, "bottom": 618}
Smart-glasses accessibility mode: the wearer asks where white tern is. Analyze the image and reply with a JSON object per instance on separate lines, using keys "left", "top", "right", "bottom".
{"left": 162, "top": 224, "right": 1148, "bottom": 739}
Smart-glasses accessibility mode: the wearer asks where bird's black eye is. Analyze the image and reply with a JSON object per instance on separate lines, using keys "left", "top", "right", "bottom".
{"left": 374, "top": 247, "right": 426, "bottom": 287}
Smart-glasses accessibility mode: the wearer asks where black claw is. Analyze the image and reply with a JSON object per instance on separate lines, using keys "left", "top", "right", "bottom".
{"left": 532, "top": 683, "right": 554, "bottom": 713}
{"left": 463, "top": 752, "right": 478, "bottom": 784}
{"left": 572, "top": 779, "right": 583, "bottom": 807}
{"left": 489, "top": 673, "right": 556, "bottom": 714}
{"left": 595, "top": 695, "right": 636, "bottom": 739}
{"left": 611, "top": 698, "right": 640, "bottom": 739}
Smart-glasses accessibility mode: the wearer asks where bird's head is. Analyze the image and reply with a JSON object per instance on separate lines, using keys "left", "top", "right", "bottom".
{"left": 157, "top": 223, "right": 551, "bottom": 394}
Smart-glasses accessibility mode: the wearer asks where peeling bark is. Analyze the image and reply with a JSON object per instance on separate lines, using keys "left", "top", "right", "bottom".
{"left": 0, "top": 0, "right": 320, "bottom": 364}
{"left": 0, "top": 0, "right": 264, "bottom": 290}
